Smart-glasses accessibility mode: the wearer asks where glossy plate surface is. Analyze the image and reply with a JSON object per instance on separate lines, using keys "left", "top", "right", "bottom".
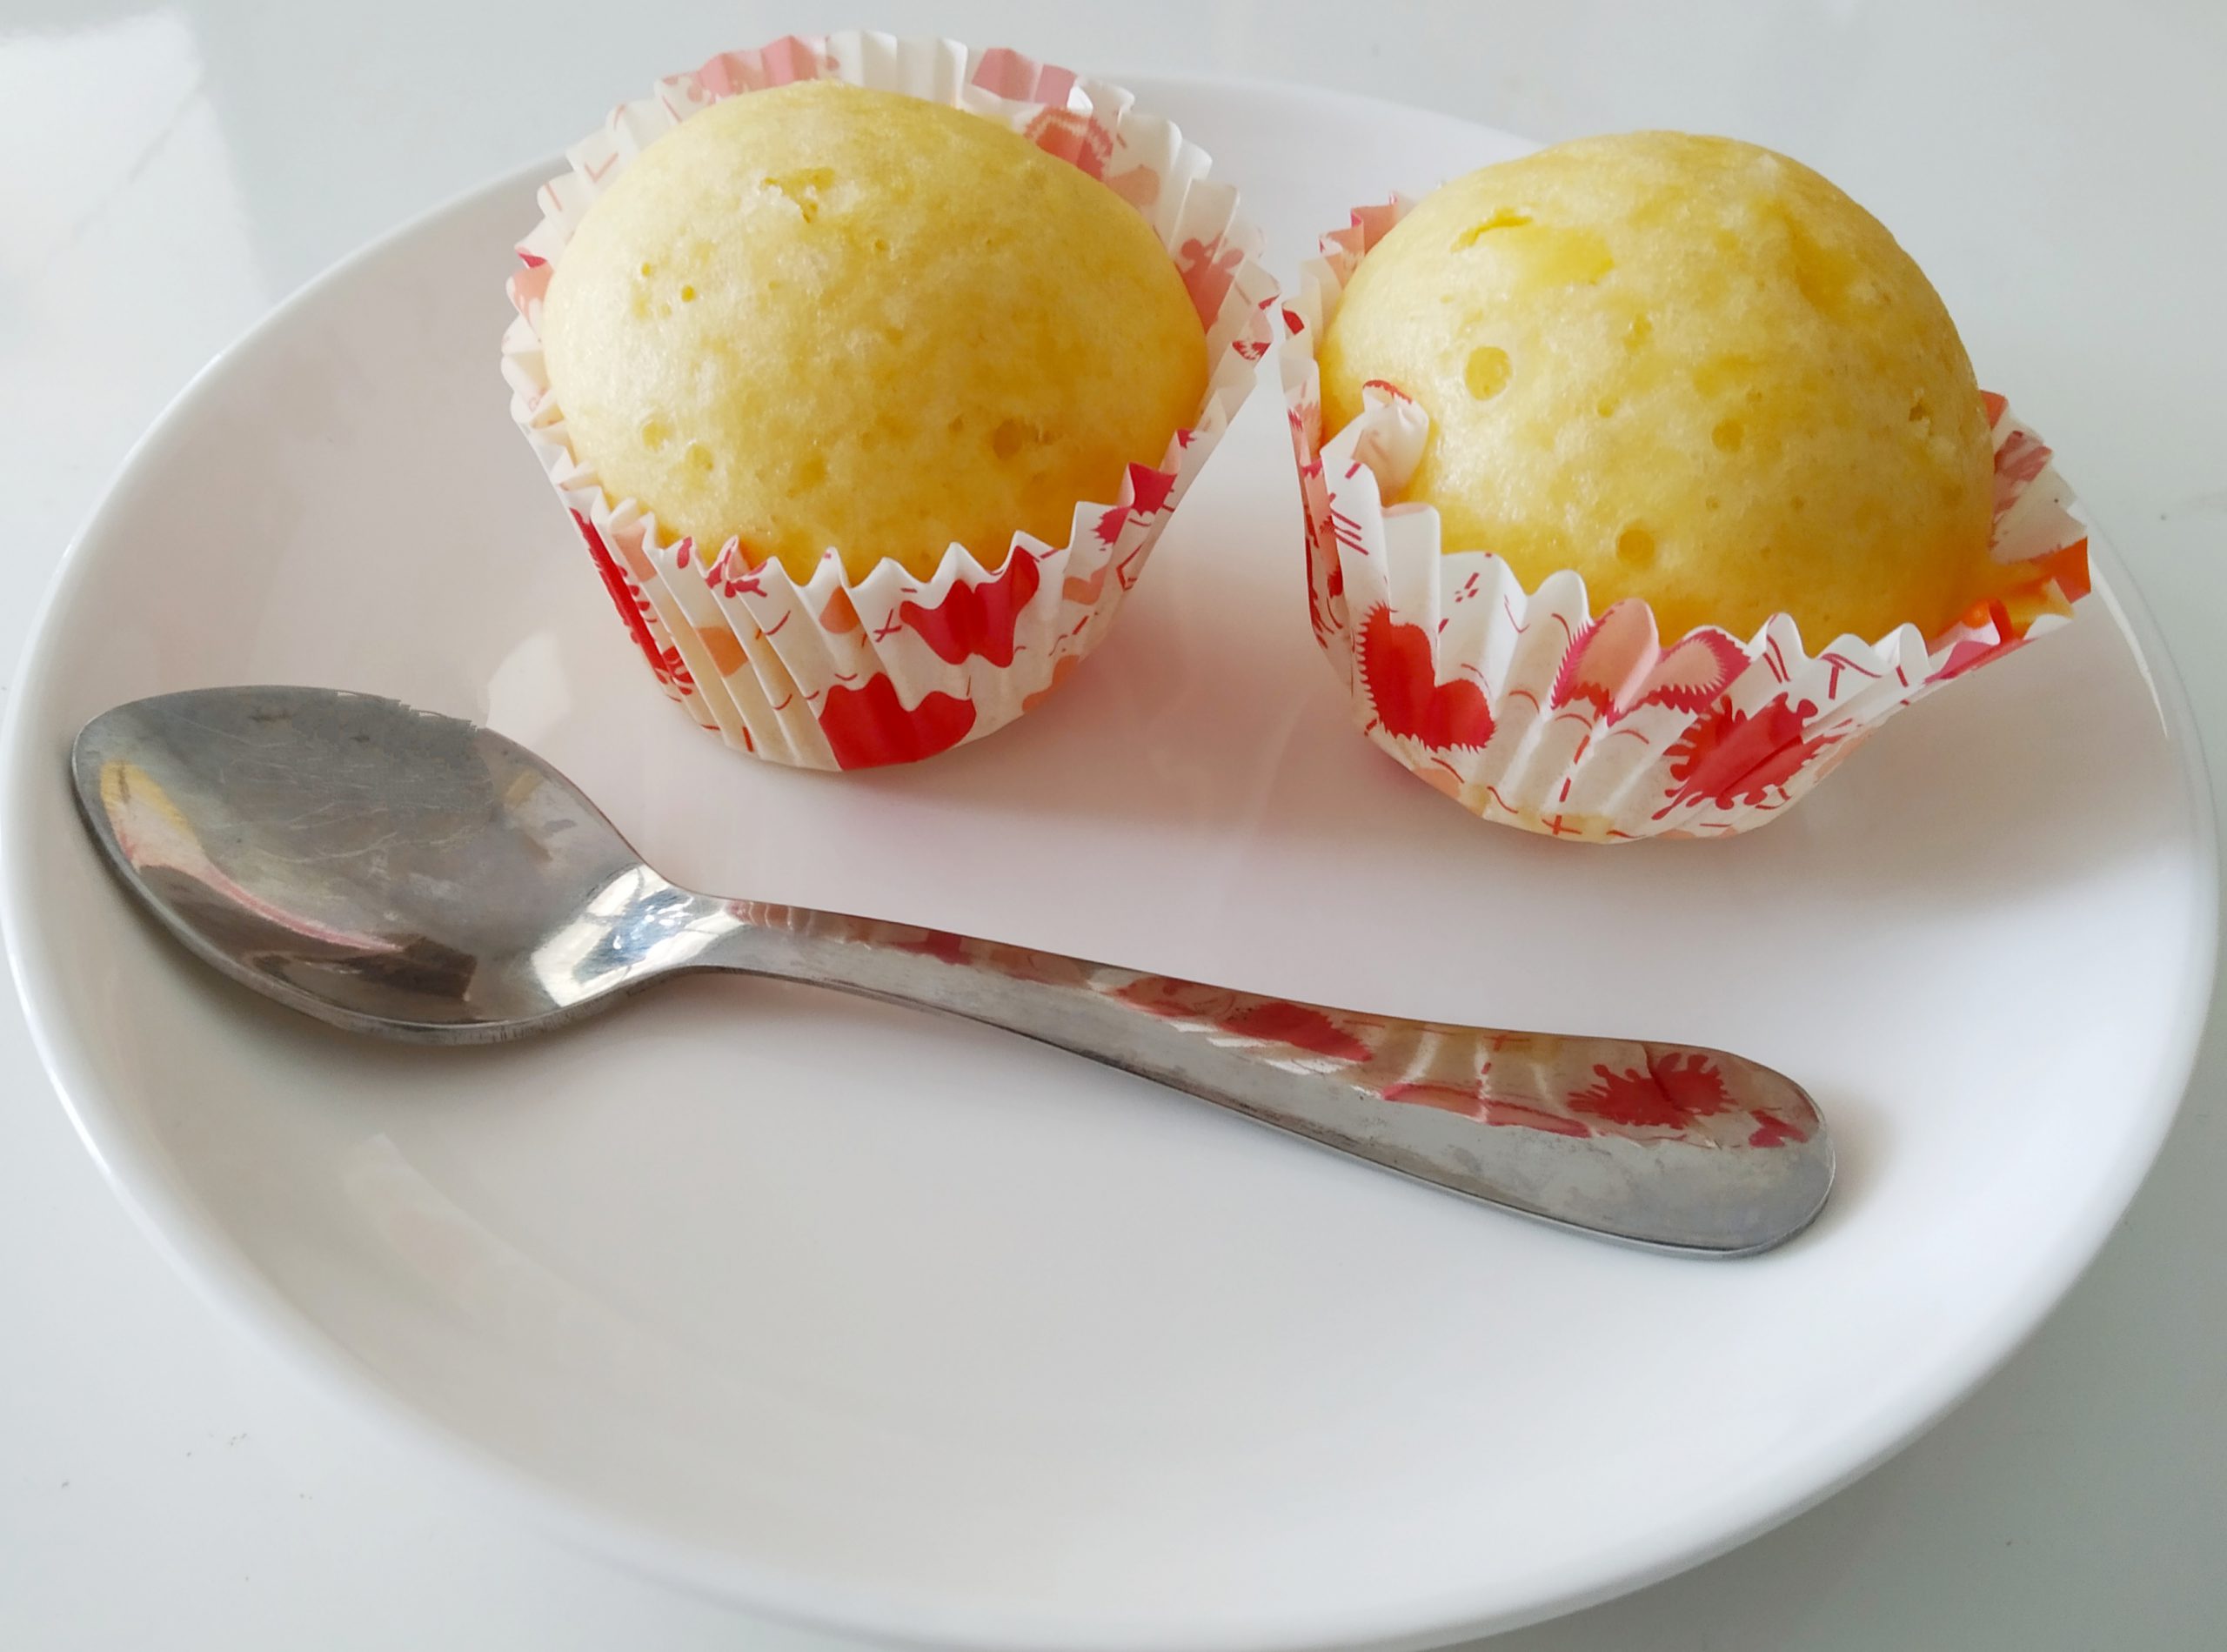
{"left": 3, "top": 77, "right": 2214, "bottom": 1652}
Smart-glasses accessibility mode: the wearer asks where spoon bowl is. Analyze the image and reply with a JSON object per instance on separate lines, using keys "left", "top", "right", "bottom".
{"left": 74, "top": 686, "right": 665, "bottom": 1036}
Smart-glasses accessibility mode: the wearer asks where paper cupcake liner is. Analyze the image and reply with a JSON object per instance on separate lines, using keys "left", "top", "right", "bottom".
{"left": 1276, "top": 198, "right": 2092, "bottom": 841}
{"left": 502, "top": 33, "right": 1275, "bottom": 769}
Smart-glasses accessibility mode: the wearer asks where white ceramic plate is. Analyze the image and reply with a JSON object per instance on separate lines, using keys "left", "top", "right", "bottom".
{"left": 3, "top": 77, "right": 2214, "bottom": 1652}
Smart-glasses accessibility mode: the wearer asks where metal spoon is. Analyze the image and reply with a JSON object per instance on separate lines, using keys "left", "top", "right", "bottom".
{"left": 70, "top": 686, "right": 1831, "bottom": 1254}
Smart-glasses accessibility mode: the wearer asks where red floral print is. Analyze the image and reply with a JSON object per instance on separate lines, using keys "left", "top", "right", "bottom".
{"left": 1568, "top": 1053, "right": 1734, "bottom": 1129}
{"left": 1215, "top": 1000, "right": 1370, "bottom": 1061}
{"left": 1553, "top": 605, "right": 1749, "bottom": 723}
{"left": 1658, "top": 694, "right": 1832, "bottom": 814}
{"left": 693, "top": 622, "right": 746, "bottom": 677}
{"left": 1095, "top": 464, "right": 1180, "bottom": 546}
{"left": 1022, "top": 104, "right": 1114, "bottom": 175}
{"left": 972, "top": 48, "right": 1076, "bottom": 104}
{"left": 1359, "top": 606, "right": 1495, "bottom": 750}
{"left": 899, "top": 551, "right": 1041, "bottom": 667}
{"left": 703, "top": 538, "right": 765, "bottom": 600}
{"left": 1177, "top": 235, "right": 1244, "bottom": 324}
{"left": 1992, "top": 428, "right": 2055, "bottom": 517}
{"left": 816, "top": 675, "right": 976, "bottom": 768}
{"left": 1747, "top": 1108, "right": 1809, "bottom": 1148}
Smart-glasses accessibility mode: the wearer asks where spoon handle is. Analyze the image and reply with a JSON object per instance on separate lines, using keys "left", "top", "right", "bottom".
{"left": 708, "top": 901, "right": 1830, "bottom": 1254}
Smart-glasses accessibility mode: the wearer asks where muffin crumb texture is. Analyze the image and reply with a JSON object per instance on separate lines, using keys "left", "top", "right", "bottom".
{"left": 542, "top": 80, "right": 1207, "bottom": 584}
{"left": 1318, "top": 132, "right": 1996, "bottom": 644}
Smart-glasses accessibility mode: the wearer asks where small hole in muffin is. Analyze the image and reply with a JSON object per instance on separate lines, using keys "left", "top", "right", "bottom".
{"left": 1595, "top": 396, "right": 1619, "bottom": 418}
{"left": 792, "top": 452, "right": 826, "bottom": 492}
{"left": 1463, "top": 346, "right": 1512, "bottom": 401}
{"left": 638, "top": 415, "right": 672, "bottom": 451}
{"left": 872, "top": 237, "right": 890, "bottom": 255}
{"left": 638, "top": 262, "right": 655, "bottom": 278}
{"left": 991, "top": 418, "right": 1040, "bottom": 461}
{"left": 685, "top": 441, "right": 715, "bottom": 473}
{"left": 1712, "top": 418, "right": 1744, "bottom": 452}
{"left": 1791, "top": 495, "right": 1807, "bottom": 512}
{"left": 1705, "top": 496, "right": 1722, "bottom": 512}
{"left": 1615, "top": 525, "right": 1657, "bottom": 568}
{"left": 1908, "top": 391, "right": 1931, "bottom": 425}
{"left": 1452, "top": 207, "right": 1533, "bottom": 250}
{"left": 947, "top": 414, "right": 966, "bottom": 435}
{"left": 1624, "top": 313, "right": 1653, "bottom": 351}
{"left": 679, "top": 285, "right": 697, "bottom": 303}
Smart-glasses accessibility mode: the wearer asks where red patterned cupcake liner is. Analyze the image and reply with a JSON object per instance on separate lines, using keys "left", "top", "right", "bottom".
{"left": 1275, "top": 197, "right": 2091, "bottom": 841}
{"left": 502, "top": 32, "right": 1275, "bottom": 769}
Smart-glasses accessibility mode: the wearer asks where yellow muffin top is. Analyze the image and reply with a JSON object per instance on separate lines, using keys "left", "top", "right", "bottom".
{"left": 541, "top": 80, "right": 1207, "bottom": 584}
{"left": 1318, "top": 132, "right": 1996, "bottom": 644}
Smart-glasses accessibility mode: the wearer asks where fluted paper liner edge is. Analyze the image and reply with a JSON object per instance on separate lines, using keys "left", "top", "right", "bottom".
{"left": 1276, "top": 197, "right": 2091, "bottom": 841}
{"left": 501, "top": 32, "right": 1275, "bottom": 769}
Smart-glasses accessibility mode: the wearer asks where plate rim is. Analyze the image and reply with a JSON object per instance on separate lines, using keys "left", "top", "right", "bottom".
{"left": 3, "top": 72, "right": 2217, "bottom": 1652}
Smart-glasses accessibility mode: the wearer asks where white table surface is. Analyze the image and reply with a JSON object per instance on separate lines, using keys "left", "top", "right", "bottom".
{"left": 4, "top": 2, "right": 2223, "bottom": 1646}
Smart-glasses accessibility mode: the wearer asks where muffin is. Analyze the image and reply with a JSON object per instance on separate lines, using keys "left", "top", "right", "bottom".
{"left": 1278, "top": 135, "right": 2090, "bottom": 841}
{"left": 541, "top": 80, "right": 1207, "bottom": 586}
{"left": 1318, "top": 133, "right": 1997, "bottom": 647}
{"left": 504, "top": 36, "right": 1271, "bottom": 769}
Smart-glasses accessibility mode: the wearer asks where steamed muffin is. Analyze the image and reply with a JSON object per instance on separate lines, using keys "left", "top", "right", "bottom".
{"left": 541, "top": 79, "right": 1207, "bottom": 585}
{"left": 1318, "top": 132, "right": 1996, "bottom": 645}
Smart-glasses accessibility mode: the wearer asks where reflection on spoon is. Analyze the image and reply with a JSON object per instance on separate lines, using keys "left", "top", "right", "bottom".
{"left": 72, "top": 686, "right": 1832, "bottom": 1255}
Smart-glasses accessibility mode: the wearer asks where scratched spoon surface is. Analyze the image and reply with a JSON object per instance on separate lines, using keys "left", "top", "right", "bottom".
{"left": 70, "top": 686, "right": 1830, "bottom": 1254}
